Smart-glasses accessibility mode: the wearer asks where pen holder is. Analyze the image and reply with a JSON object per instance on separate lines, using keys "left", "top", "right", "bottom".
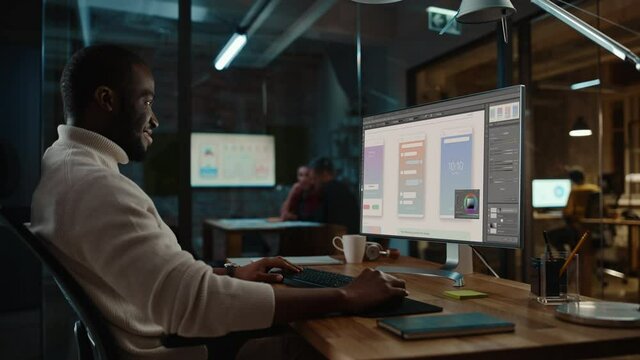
{"left": 530, "top": 251, "right": 580, "bottom": 305}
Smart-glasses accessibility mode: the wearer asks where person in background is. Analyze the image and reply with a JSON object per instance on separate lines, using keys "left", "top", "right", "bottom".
{"left": 30, "top": 44, "right": 407, "bottom": 360}
{"left": 280, "top": 165, "right": 321, "bottom": 221}
{"left": 558, "top": 166, "right": 601, "bottom": 248}
{"left": 308, "top": 157, "right": 360, "bottom": 234}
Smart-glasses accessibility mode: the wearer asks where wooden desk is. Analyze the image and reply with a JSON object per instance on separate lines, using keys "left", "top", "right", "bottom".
{"left": 202, "top": 218, "right": 329, "bottom": 261}
{"left": 293, "top": 256, "right": 640, "bottom": 359}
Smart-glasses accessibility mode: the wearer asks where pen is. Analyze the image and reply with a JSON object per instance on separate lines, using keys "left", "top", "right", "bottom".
{"left": 543, "top": 230, "right": 553, "bottom": 260}
{"left": 559, "top": 230, "right": 590, "bottom": 277}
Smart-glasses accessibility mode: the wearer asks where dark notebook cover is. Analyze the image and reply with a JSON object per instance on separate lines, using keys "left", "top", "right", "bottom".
{"left": 359, "top": 297, "right": 442, "bottom": 318}
{"left": 377, "top": 312, "right": 514, "bottom": 339}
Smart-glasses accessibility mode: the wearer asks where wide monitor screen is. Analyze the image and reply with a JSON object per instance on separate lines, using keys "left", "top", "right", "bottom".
{"left": 191, "top": 133, "right": 275, "bottom": 187}
{"left": 361, "top": 86, "right": 524, "bottom": 249}
{"left": 532, "top": 179, "right": 571, "bottom": 208}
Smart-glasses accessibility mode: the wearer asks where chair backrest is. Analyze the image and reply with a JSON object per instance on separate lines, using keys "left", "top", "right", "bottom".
{"left": 0, "top": 214, "right": 117, "bottom": 360}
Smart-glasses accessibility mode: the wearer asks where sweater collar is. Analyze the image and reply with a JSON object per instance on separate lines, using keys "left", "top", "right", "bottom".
{"left": 57, "top": 125, "right": 129, "bottom": 165}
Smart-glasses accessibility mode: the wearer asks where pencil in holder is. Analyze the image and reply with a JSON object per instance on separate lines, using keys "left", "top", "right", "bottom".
{"left": 530, "top": 251, "right": 580, "bottom": 305}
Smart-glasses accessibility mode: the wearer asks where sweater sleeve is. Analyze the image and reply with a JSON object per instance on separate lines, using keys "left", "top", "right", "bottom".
{"left": 61, "top": 173, "right": 275, "bottom": 338}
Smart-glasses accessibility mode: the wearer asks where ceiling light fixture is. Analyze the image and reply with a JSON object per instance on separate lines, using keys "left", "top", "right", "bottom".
{"left": 569, "top": 117, "right": 592, "bottom": 137}
{"left": 213, "top": 32, "right": 247, "bottom": 71}
{"left": 570, "top": 79, "right": 600, "bottom": 90}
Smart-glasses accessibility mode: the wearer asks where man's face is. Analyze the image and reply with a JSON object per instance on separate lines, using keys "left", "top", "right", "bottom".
{"left": 112, "top": 63, "right": 158, "bottom": 161}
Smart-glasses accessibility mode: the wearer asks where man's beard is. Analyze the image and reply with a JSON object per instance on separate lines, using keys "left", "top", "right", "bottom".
{"left": 112, "top": 102, "right": 147, "bottom": 162}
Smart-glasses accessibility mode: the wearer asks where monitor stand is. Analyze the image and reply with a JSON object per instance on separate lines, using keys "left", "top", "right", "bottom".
{"left": 376, "top": 243, "right": 472, "bottom": 287}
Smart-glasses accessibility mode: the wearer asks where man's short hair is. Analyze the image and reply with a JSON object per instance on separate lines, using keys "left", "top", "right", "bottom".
{"left": 309, "top": 157, "right": 334, "bottom": 174}
{"left": 568, "top": 168, "right": 585, "bottom": 184}
{"left": 60, "top": 44, "right": 147, "bottom": 124}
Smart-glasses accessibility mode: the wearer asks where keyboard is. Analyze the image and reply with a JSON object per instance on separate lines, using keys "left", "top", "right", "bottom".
{"left": 281, "top": 268, "right": 443, "bottom": 317}
{"left": 282, "top": 268, "right": 353, "bottom": 288}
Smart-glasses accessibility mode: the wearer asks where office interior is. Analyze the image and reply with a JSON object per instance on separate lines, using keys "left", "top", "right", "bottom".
{"left": 1, "top": 0, "right": 639, "bottom": 359}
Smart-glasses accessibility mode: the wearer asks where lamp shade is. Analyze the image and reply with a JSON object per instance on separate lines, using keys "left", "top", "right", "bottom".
{"left": 457, "top": 0, "right": 516, "bottom": 24}
{"left": 351, "top": 0, "right": 402, "bottom": 3}
{"left": 569, "top": 117, "right": 592, "bottom": 137}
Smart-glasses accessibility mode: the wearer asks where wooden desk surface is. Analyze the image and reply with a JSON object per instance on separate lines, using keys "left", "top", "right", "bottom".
{"left": 292, "top": 256, "right": 640, "bottom": 359}
{"left": 580, "top": 217, "right": 640, "bottom": 226}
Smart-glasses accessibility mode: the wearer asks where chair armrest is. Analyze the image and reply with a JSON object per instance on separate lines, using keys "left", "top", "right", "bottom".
{"left": 161, "top": 325, "right": 288, "bottom": 348}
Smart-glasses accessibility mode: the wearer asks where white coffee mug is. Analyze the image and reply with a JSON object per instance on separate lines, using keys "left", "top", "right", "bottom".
{"left": 332, "top": 234, "right": 366, "bottom": 264}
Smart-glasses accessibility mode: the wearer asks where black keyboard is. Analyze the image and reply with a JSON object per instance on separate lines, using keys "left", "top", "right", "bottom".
{"left": 282, "top": 268, "right": 353, "bottom": 288}
{"left": 281, "top": 268, "right": 443, "bottom": 318}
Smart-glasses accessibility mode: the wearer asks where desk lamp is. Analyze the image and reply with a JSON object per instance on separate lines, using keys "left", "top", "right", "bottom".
{"left": 448, "top": 0, "right": 640, "bottom": 71}
{"left": 352, "top": 0, "right": 640, "bottom": 71}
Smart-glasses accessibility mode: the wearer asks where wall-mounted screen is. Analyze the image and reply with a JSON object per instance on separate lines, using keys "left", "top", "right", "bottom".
{"left": 191, "top": 133, "right": 275, "bottom": 187}
{"left": 532, "top": 179, "right": 571, "bottom": 208}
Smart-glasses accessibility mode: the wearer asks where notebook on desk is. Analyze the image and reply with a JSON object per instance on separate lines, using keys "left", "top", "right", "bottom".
{"left": 377, "top": 312, "right": 514, "bottom": 340}
{"left": 227, "top": 256, "right": 343, "bottom": 266}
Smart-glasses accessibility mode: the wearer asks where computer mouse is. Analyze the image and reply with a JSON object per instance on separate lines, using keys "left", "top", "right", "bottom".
{"left": 268, "top": 267, "right": 283, "bottom": 275}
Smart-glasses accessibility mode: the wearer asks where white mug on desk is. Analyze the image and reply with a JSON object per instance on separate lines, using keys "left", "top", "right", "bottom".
{"left": 332, "top": 234, "right": 366, "bottom": 263}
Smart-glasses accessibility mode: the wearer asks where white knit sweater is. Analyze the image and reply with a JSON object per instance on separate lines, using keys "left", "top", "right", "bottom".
{"left": 31, "top": 125, "right": 275, "bottom": 359}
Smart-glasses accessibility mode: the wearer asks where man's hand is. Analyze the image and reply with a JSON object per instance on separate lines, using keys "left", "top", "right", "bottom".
{"left": 233, "top": 256, "right": 302, "bottom": 283}
{"left": 343, "top": 268, "right": 408, "bottom": 313}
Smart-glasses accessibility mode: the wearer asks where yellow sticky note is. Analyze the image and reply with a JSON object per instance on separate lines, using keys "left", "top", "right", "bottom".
{"left": 443, "top": 290, "right": 488, "bottom": 300}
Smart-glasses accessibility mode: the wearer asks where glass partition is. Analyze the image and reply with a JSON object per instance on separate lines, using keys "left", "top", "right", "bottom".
{"left": 42, "top": 0, "right": 639, "bottom": 308}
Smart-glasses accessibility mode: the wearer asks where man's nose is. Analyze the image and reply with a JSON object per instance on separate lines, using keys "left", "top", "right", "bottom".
{"left": 150, "top": 110, "right": 159, "bottom": 129}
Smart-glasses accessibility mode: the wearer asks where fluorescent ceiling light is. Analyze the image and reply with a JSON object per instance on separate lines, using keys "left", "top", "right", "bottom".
{"left": 213, "top": 33, "right": 247, "bottom": 71}
{"left": 570, "top": 79, "right": 600, "bottom": 90}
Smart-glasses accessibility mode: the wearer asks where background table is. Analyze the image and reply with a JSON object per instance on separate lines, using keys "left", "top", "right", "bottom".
{"left": 202, "top": 218, "right": 343, "bottom": 261}
{"left": 292, "top": 256, "right": 640, "bottom": 359}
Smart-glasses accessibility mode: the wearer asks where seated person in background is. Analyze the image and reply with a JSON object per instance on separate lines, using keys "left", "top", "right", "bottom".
{"left": 555, "top": 167, "right": 601, "bottom": 249}
{"left": 31, "top": 45, "right": 407, "bottom": 360}
{"left": 280, "top": 165, "right": 321, "bottom": 221}
{"left": 308, "top": 157, "right": 360, "bottom": 234}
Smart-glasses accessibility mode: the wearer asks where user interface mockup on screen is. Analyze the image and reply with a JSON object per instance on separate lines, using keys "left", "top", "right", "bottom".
{"left": 361, "top": 86, "right": 523, "bottom": 248}
{"left": 191, "top": 133, "right": 275, "bottom": 187}
{"left": 532, "top": 179, "right": 571, "bottom": 208}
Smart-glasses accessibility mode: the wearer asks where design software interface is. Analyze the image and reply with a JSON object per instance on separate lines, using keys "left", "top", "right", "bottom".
{"left": 361, "top": 86, "right": 523, "bottom": 248}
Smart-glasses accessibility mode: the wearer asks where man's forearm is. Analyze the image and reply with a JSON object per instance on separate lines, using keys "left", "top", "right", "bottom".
{"left": 272, "top": 287, "right": 350, "bottom": 324}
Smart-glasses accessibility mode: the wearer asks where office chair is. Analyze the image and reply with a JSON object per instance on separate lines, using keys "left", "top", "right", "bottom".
{"left": 0, "top": 213, "right": 283, "bottom": 360}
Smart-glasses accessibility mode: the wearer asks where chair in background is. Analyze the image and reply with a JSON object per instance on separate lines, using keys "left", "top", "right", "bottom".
{"left": 0, "top": 213, "right": 283, "bottom": 360}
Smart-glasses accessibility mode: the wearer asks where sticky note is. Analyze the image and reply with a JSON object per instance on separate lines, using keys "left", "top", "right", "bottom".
{"left": 443, "top": 290, "right": 488, "bottom": 300}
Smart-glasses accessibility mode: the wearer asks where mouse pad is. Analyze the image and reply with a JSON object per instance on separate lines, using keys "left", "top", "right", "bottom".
{"left": 358, "top": 298, "right": 443, "bottom": 318}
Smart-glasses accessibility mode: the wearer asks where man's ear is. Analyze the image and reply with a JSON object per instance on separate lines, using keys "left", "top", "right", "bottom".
{"left": 94, "top": 86, "right": 117, "bottom": 112}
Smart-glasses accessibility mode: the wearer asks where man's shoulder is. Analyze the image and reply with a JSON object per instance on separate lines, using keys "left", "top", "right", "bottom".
{"left": 42, "top": 146, "right": 138, "bottom": 195}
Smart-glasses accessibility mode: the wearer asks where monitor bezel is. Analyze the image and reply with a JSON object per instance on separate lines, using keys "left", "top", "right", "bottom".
{"left": 359, "top": 85, "right": 525, "bottom": 250}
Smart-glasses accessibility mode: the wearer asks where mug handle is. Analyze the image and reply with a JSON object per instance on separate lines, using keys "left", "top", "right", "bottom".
{"left": 332, "top": 236, "right": 344, "bottom": 252}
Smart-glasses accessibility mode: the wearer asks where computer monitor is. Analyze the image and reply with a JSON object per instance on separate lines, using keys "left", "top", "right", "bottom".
{"left": 360, "top": 86, "right": 524, "bottom": 285}
{"left": 532, "top": 179, "right": 571, "bottom": 209}
{"left": 191, "top": 133, "right": 276, "bottom": 187}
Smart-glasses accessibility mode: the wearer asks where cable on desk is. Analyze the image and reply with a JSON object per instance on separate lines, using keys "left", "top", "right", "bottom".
{"left": 470, "top": 246, "right": 500, "bottom": 278}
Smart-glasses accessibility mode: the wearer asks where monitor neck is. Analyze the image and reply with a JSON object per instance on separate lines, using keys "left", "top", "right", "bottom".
{"left": 377, "top": 244, "right": 473, "bottom": 287}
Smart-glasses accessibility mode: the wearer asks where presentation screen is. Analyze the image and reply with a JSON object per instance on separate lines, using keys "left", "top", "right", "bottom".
{"left": 532, "top": 179, "right": 571, "bottom": 208}
{"left": 191, "top": 133, "right": 275, "bottom": 187}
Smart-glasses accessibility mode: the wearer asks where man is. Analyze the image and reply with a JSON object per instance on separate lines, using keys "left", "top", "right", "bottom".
{"left": 31, "top": 45, "right": 407, "bottom": 359}
{"left": 308, "top": 157, "right": 360, "bottom": 234}
{"left": 562, "top": 167, "right": 601, "bottom": 245}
